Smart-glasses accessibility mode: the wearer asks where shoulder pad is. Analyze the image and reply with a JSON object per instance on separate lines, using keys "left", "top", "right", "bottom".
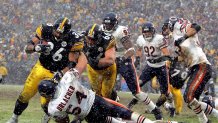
{"left": 154, "top": 34, "right": 167, "bottom": 49}
{"left": 106, "top": 36, "right": 116, "bottom": 49}
{"left": 103, "top": 34, "right": 115, "bottom": 50}
{"left": 69, "top": 31, "right": 84, "bottom": 52}
{"left": 35, "top": 25, "right": 43, "bottom": 39}
{"left": 136, "top": 35, "right": 145, "bottom": 47}
{"left": 117, "top": 25, "right": 130, "bottom": 37}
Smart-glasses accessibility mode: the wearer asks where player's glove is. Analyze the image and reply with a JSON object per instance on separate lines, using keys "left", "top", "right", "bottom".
{"left": 34, "top": 44, "right": 51, "bottom": 53}
{"left": 174, "top": 35, "right": 188, "bottom": 46}
{"left": 52, "top": 70, "right": 64, "bottom": 83}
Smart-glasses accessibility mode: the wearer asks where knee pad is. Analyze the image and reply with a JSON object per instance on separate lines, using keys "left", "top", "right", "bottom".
{"left": 135, "top": 92, "right": 148, "bottom": 102}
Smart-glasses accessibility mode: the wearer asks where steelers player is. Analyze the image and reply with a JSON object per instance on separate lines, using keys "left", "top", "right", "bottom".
{"left": 83, "top": 24, "right": 117, "bottom": 99}
{"left": 7, "top": 17, "right": 87, "bottom": 123}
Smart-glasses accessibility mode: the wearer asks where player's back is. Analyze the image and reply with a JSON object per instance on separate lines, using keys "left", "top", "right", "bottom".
{"left": 48, "top": 70, "right": 95, "bottom": 118}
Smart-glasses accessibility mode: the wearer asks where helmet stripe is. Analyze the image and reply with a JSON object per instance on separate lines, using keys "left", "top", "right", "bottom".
{"left": 88, "top": 24, "right": 97, "bottom": 38}
{"left": 58, "top": 17, "right": 68, "bottom": 33}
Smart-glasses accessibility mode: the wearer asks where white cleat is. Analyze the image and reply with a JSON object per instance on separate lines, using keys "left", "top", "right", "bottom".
{"left": 6, "top": 117, "right": 18, "bottom": 123}
{"left": 41, "top": 114, "right": 51, "bottom": 123}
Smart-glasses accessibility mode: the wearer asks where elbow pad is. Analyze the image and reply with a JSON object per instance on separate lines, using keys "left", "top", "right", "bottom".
{"left": 191, "top": 23, "right": 201, "bottom": 32}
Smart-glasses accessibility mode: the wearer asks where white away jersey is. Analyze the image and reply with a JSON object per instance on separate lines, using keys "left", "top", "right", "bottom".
{"left": 101, "top": 25, "right": 130, "bottom": 57}
{"left": 136, "top": 34, "right": 168, "bottom": 68}
{"left": 172, "top": 18, "right": 210, "bottom": 67}
{"left": 48, "top": 70, "right": 95, "bottom": 119}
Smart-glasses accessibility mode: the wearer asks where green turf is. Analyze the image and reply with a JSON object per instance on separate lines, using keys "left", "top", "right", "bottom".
{"left": 0, "top": 85, "right": 217, "bottom": 123}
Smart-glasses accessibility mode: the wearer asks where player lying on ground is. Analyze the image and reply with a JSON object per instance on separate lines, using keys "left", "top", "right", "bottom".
{"left": 38, "top": 68, "right": 183, "bottom": 123}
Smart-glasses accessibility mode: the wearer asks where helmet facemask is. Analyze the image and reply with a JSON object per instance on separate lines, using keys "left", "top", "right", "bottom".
{"left": 102, "top": 12, "right": 118, "bottom": 33}
{"left": 162, "top": 23, "right": 171, "bottom": 36}
{"left": 85, "top": 24, "right": 102, "bottom": 48}
{"left": 53, "top": 17, "right": 71, "bottom": 41}
{"left": 103, "top": 20, "right": 117, "bottom": 33}
{"left": 38, "top": 80, "right": 57, "bottom": 99}
{"left": 142, "top": 22, "right": 155, "bottom": 41}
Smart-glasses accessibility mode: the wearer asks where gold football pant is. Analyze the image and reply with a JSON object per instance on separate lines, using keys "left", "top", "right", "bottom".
{"left": 170, "top": 85, "right": 183, "bottom": 114}
{"left": 18, "top": 60, "right": 54, "bottom": 105}
{"left": 87, "top": 63, "right": 117, "bottom": 99}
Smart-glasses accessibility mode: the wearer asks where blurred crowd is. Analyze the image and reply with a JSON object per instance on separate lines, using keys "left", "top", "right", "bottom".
{"left": 0, "top": 0, "right": 217, "bottom": 84}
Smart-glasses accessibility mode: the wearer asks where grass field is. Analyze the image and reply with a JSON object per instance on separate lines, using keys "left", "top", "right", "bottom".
{"left": 0, "top": 85, "right": 217, "bottom": 123}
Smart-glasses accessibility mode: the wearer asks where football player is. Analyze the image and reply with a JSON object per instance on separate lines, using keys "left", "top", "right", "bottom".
{"left": 38, "top": 69, "right": 182, "bottom": 123}
{"left": 133, "top": 22, "right": 175, "bottom": 115}
{"left": 83, "top": 24, "right": 117, "bottom": 99}
{"left": 162, "top": 16, "right": 218, "bottom": 123}
{"left": 102, "top": 13, "right": 162, "bottom": 120}
{"left": 7, "top": 17, "right": 87, "bottom": 123}
{"left": 163, "top": 33, "right": 189, "bottom": 115}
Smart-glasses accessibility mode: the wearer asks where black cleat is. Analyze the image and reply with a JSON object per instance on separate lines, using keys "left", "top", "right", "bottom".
{"left": 71, "top": 119, "right": 82, "bottom": 123}
{"left": 169, "top": 107, "right": 176, "bottom": 117}
{"left": 151, "top": 107, "right": 163, "bottom": 120}
{"left": 127, "top": 98, "right": 138, "bottom": 109}
{"left": 207, "top": 119, "right": 211, "bottom": 123}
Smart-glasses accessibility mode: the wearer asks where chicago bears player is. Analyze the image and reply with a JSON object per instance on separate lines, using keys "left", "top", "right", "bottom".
{"left": 133, "top": 22, "right": 175, "bottom": 114}
{"left": 38, "top": 69, "right": 183, "bottom": 123}
{"left": 7, "top": 17, "right": 87, "bottom": 123}
{"left": 101, "top": 13, "right": 162, "bottom": 120}
{"left": 83, "top": 24, "right": 117, "bottom": 100}
{"left": 162, "top": 16, "right": 218, "bottom": 123}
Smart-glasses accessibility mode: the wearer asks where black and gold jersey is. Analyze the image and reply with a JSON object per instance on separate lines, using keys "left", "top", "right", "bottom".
{"left": 83, "top": 32, "right": 115, "bottom": 70}
{"left": 169, "top": 60, "right": 189, "bottom": 89}
{"left": 35, "top": 24, "right": 84, "bottom": 72}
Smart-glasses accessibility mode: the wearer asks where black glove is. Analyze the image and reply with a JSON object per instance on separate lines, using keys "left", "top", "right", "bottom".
{"left": 88, "top": 57, "right": 99, "bottom": 68}
{"left": 34, "top": 44, "right": 51, "bottom": 53}
{"left": 51, "top": 71, "right": 64, "bottom": 83}
{"left": 174, "top": 35, "right": 188, "bottom": 46}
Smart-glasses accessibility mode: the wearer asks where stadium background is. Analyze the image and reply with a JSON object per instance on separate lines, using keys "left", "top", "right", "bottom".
{"left": 0, "top": 0, "right": 217, "bottom": 123}
{"left": 0, "top": 0, "right": 217, "bottom": 87}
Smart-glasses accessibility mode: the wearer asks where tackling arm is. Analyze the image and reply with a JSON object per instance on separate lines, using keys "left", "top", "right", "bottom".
{"left": 175, "top": 23, "right": 201, "bottom": 46}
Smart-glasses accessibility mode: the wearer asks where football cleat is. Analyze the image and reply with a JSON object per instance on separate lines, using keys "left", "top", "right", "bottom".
{"left": 6, "top": 117, "right": 18, "bottom": 123}
{"left": 169, "top": 107, "right": 176, "bottom": 117}
{"left": 41, "top": 114, "right": 51, "bottom": 123}
{"left": 151, "top": 107, "right": 163, "bottom": 120}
